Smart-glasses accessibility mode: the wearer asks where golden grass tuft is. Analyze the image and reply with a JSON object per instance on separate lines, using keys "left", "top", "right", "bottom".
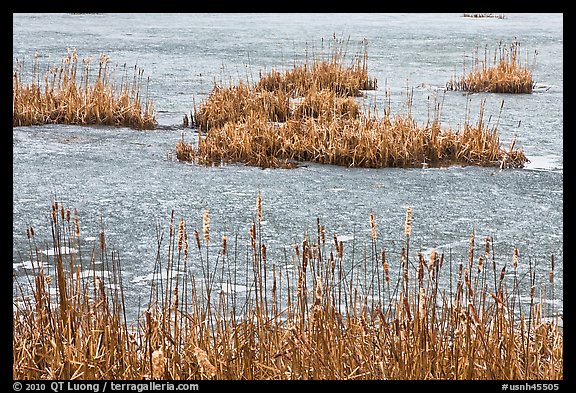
{"left": 177, "top": 38, "right": 528, "bottom": 169}
{"left": 13, "top": 49, "right": 157, "bottom": 129}
{"left": 446, "top": 39, "right": 536, "bottom": 94}
{"left": 13, "top": 198, "right": 562, "bottom": 380}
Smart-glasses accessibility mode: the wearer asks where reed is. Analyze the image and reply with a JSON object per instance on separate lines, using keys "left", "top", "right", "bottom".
{"left": 13, "top": 49, "right": 157, "bottom": 129}
{"left": 13, "top": 197, "right": 562, "bottom": 380}
{"left": 178, "top": 39, "right": 528, "bottom": 169}
{"left": 446, "top": 39, "right": 536, "bottom": 94}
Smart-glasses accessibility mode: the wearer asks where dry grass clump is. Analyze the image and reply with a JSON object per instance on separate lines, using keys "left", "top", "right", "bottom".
{"left": 13, "top": 196, "right": 562, "bottom": 380}
{"left": 178, "top": 38, "right": 528, "bottom": 169}
{"left": 447, "top": 39, "right": 536, "bottom": 94}
{"left": 13, "top": 49, "right": 157, "bottom": 129}
{"left": 463, "top": 13, "right": 506, "bottom": 19}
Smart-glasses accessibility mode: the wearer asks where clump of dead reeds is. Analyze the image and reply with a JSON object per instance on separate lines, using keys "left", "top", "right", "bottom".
{"left": 13, "top": 49, "right": 157, "bottom": 129}
{"left": 447, "top": 39, "right": 536, "bottom": 94}
{"left": 13, "top": 196, "right": 562, "bottom": 380}
{"left": 463, "top": 13, "right": 506, "bottom": 19}
{"left": 177, "top": 38, "right": 528, "bottom": 169}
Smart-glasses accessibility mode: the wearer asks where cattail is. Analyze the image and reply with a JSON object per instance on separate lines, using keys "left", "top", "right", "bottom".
{"left": 314, "top": 275, "right": 323, "bottom": 305}
{"left": 26, "top": 228, "right": 30, "bottom": 239}
{"left": 30, "top": 226, "right": 35, "bottom": 237}
{"left": 370, "top": 210, "right": 377, "bottom": 241}
{"left": 404, "top": 207, "right": 412, "bottom": 237}
{"left": 45, "top": 275, "right": 52, "bottom": 286}
{"left": 177, "top": 218, "right": 185, "bottom": 252}
{"left": 250, "top": 222, "right": 257, "bottom": 250}
{"left": 429, "top": 248, "right": 437, "bottom": 271}
{"left": 257, "top": 191, "right": 262, "bottom": 223}
{"left": 194, "top": 227, "right": 201, "bottom": 250}
{"left": 512, "top": 246, "right": 519, "bottom": 270}
{"left": 261, "top": 243, "right": 267, "bottom": 263}
{"left": 99, "top": 230, "right": 105, "bottom": 254}
{"left": 65, "top": 208, "right": 70, "bottom": 223}
{"left": 468, "top": 228, "right": 475, "bottom": 268}
{"left": 222, "top": 235, "right": 228, "bottom": 256}
{"left": 382, "top": 250, "right": 390, "bottom": 285}
{"left": 418, "top": 287, "right": 426, "bottom": 318}
{"left": 183, "top": 230, "right": 189, "bottom": 260}
{"left": 172, "top": 287, "right": 179, "bottom": 310}
{"left": 549, "top": 255, "right": 554, "bottom": 283}
{"left": 202, "top": 209, "right": 210, "bottom": 243}
{"left": 417, "top": 252, "right": 425, "bottom": 285}
{"left": 485, "top": 236, "right": 491, "bottom": 259}
{"left": 194, "top": 347, "right": 216, "bottom": 378}
{"left": 151, "top": 348, "right": 165, "bottom": 379}
{"left": 73, "top": 208, "right": 80, "bottom": 238}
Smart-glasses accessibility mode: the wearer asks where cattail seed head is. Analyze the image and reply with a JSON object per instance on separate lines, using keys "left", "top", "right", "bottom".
{"left": 370, "top": 210, "right": 376, "bottom": 241}
{"left": 314, "top": 275, "right": 323, "bottom": 305}
{"left": 222, "top": 235, "right": 228, "bottom": 256}
{"left": 250, "top": 222, "right": 256, "bottom": 249}
{"left": 257, "top": 191, "right": 262, "bottom": 224}
{"left": 404, "top": 207, "right": 412, "bottom": 237}
{"left": 73, "top": 209, "right": 80, "bottom": 238}
{"left": 429, "top": 248, "right": 437, "bottom": 271}
{"left": 513, "top": 247, "right": 519, "bottom": 270}
{"left": 194, "top": 227, "right": 201, "bottom": 250}
{"left": 418, "top": 287, "right": 426, "bottom": 317}
{"left": 65, "top": 208, "right": 70, "bottom": 223}
{"left": 177, "top": 218, "right": 185, "bottom": 252}
{"left": 30, "top": 226, "right": 35, "bottom": 237}
{"left": 202, "top": 209, "right": 210, "bottom": 243}
{"left": 382, "top": 251, "right": 390, "bottom": 285}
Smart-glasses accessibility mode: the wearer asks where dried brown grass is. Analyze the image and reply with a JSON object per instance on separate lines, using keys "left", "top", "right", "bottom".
{"left": 178, "top": 39, "right": 528, "bottom": 169}
{"left": 13, "top": 197, "right": 562, "bottom": 380}
{"left": 447, "top": 39, "right": 536, "bottom": 94}
{"left": 13, "top": 49, "right": 157, "bottom": 129}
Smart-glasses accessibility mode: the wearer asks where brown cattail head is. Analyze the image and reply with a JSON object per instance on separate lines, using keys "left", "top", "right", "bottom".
{"left": 257, "top": 191, "right": 262, "bottom": 224}
{"left": 314, "top": 275, "right": 323, "bottom": 305}
{"left": 382, "top": 251, "right": 390, "bottom": 285}
{"left": 404, "top": 207, "right": 412, "bottom": 237}
{"left": 73, "top": 209, "right": 80, "bottom": 238}
{"left": 429, "top": 248, "right": 437, "bottom": 272}
{"left": 30, "top": 226, "right": 35, "bottom": 237}
{"left": 478, "top": 255, "right": 484, "bottom": 273}
{"left": 250, "top": 222, "right": 257, "bottom": 249}
{"left": 513, "top": 247, "right": 519, "bottom": 270}
{"left": 418, "top": 287, "right": 426, "bottom": 318}
{"left": 202, "top": 209, "right": 210, "bottom": 243}
{"left": 222, "top": 235, "right": 228, "bottom": 256}
{"left": 177, "top": 218, "right": 185, "bottom": 252}
{"left": 194, "top": 226, "right": 201, "bottom": 250}
{"left": 65, "top": 208, "right": 70, "bottom": 223}
{"left": 370, "top": 210, "right": 376, "bottom": 241}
